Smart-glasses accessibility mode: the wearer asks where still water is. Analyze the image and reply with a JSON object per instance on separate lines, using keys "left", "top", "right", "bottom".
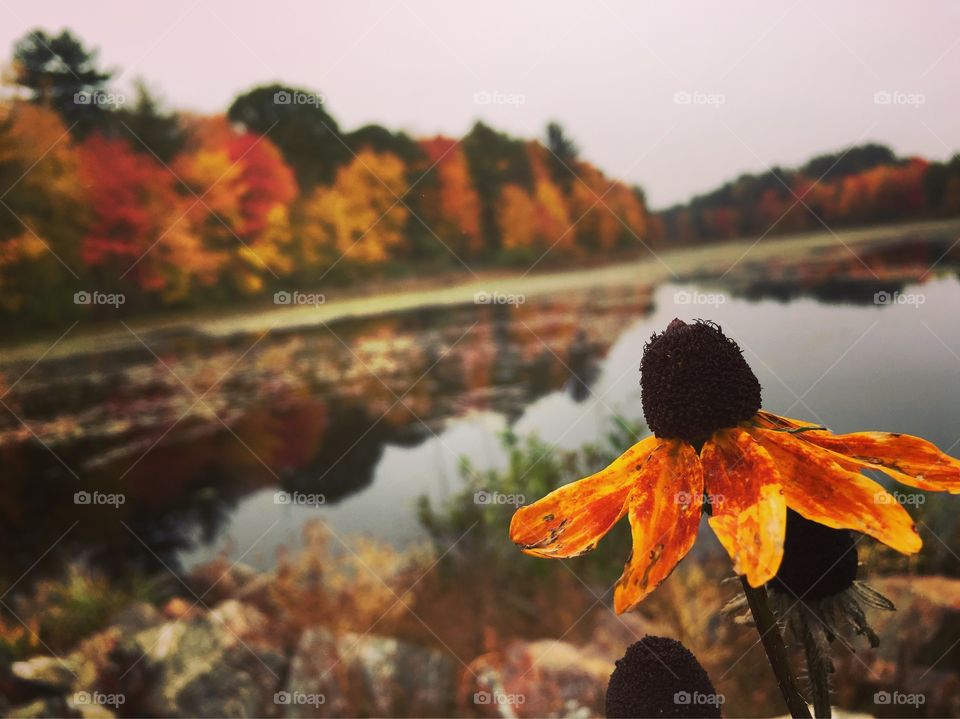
{"left": 2, "top": 231, "right": 960, "bottom": 582}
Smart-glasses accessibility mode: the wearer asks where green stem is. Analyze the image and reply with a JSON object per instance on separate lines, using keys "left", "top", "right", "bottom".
{"left": 799, "top": 609, "right": 833, "bottom": 719}
{"left": 740, "top": 577, "right": 812, "bottom": 719}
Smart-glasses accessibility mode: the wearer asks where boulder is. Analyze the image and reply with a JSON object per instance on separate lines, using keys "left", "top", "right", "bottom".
{"left": 186, "top": 561, "right": 261, "bottom": 604}
{"left": 125, "top": 599, "right": 286, "bottom": 717}
{"left": 282, "top": 628, "right": 457, "bottom": 717}
{"left": 5, "top": 697, "right": 71, "bottom": 718}
{"left": 9, "top": 655, "right": 76, "bottom": 692}
{"left": 464, "top": 639, "right": 611, "bottom": 718}
{"left": 108, "top": 601, "right": 163, "bottom": 633}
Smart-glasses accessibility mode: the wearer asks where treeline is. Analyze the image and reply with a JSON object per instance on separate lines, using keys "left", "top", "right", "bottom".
{"left": 659, "top": 143, "right": 960, "bottom": 244}
{"left": 0, "top": 29, "right": 658, "bottom": 325}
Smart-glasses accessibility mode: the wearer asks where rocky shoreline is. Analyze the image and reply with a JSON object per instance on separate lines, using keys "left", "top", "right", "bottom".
{"left": 4, "top": 568, "right": 960, "bottom": 718}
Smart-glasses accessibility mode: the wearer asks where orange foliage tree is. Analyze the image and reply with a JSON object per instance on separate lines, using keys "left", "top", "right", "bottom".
{"left": 417, "top": 136, "right": 483, "bottom": 257}
{"left": 78, "top": 134, "right": 225, "bottom": 301}
{"left": 567, "top": 163, "right": 645, "bottom": 252}
{"left": 173, "top": 116, "right": 297, "bottom": 294}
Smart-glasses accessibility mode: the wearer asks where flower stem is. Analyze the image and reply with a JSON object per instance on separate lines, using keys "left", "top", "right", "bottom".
{"left": 799, "top": 608, "right": 833, "bottom": 719}
{"left": 739, "top": 577, "right": 812, "bottom": 719}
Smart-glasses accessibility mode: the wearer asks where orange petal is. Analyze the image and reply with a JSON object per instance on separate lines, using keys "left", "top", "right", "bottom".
{"left": 793, "top": 431, "right": 960, "bottom": 494}
{"left": 751, "top": 427, "right": 921, "bottom": 555}
{"left": 701, "top": 428, "right": 786, "bottom": 587}
{"left": 759, "top": 411, "right": 960, "bottom": 493}
{"left": 614, "top": 440, "right": 703, "bottom": 613}
{"left": 509, "top": 435, "right": 661, "bottom": 558}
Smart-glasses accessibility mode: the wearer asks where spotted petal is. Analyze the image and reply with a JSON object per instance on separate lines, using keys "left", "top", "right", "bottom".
{"left": 751, "top": 427, "right": 921, "bottom": 555}
{"left": 509, "top": 435, "right": 661, "bottom": 558}
{"left": 799, "top": 432, "right": 960, "bottom": 494}
{"left": 758, "top": 411, "right": 960, "bottom": 493}
{"left": 702, "top": 428, "right": 786, "bottom": 587}
{"left": 614, "top": 440, "right": 703, "bottom": 613}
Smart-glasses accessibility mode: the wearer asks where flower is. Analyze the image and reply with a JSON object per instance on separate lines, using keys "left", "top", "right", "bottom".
{"left": 509, "top": 319, "right": 960, "bottom": 614}
{"left": 724, "top": 510, "right": 897, "bottom": 714}
{"left": 605, "top": 636, "right": 722, "bottom": 719}
{"left": 726, "top": 508, "right": 895, "bottom": 658}
{"left": 769, "top": 509, "right": 859, "bottom": 601}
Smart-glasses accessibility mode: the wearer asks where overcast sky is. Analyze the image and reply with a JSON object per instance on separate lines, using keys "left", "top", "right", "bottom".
{"left": 1, "top": 1, "right": 958, "bottom": 208}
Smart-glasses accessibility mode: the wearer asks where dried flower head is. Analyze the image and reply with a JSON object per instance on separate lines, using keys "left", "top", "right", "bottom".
{"left": 511, "top": 318, "right": 960, "bottom": 612}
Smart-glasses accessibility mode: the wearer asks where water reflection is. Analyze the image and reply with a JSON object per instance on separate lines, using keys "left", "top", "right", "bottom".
{"left": 2, "top": 232, "right": 960, "bottom": 584}
{"left": 711, "top": 234, "right": 959, "bottom": 304}
{"left": 0, "top": 285, "right": 652, "bottom": 581}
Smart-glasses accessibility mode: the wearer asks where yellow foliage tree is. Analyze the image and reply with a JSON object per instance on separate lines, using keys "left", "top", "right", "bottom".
{"left": 497, "top": 184, "right": 539, "bottom": 253}
{"left": 298, "top": 150, "right": 409, "bottom": 268}
{"left": 0, "top": 103, "right": 86, "bottom": 315}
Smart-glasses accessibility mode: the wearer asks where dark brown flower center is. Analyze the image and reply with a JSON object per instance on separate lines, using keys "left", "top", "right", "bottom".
{"left": 770, "top": 509, "right": 858, "bottom": 600}
{"left": 640, "top": 319, "right": 762, "bottom": 445}
{"left": 606, "top": 636, "right": 722, "bottom": 719}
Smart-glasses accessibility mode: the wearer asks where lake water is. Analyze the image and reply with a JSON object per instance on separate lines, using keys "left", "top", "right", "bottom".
{"left": 3, "top": 227, "right": 960, "bottom": 583}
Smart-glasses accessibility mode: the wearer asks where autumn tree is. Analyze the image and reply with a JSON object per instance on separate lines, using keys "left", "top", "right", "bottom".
{"left": 12, "top": 29, "right": 114, "bottom": 136}
{"left": 497, "top": 184, "right": 539, "bottom": 257}
{"left": 108, "top": 81, "right": 186, "bottom": 162}
{"left": 801, "top": 143, "right": 897, "bottom": 182}
{"left": 527, "top": 142, "right": 575, "bottom": 255}
{"left": 566, "top": 163, "right": 639, "bottom": 252}
{"left": 0, "top": 103, "right": 86, "bottom": 319}
{"left": 173, "top": 116, "right": 297, "bottom": 294}
{"left": 925, "top": 154, "right": 960, "bottom": 216}
{"left": 228, "top": 84, "right": 347, "bottom": 189}
{"left": 348, "top": 125, "right": 421, "bottom": 162}
{"left": 416, "top": 137, "right": 483, "bottom": 258}
{"left": 545, "top": 121, "right": 579, "bottom": 189}
{"left": 296, "top": 150, "right": 409, "bottom": 272}
{"left": 462, "top": 122, "right": 533, "bottom": 247}
{"left": 78, "top": 134, "right": 221, "bottom": 301}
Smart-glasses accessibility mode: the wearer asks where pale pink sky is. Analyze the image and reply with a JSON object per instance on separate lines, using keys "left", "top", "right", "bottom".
{"left": 2, "top": 1, "right": 958, "bottom": 207}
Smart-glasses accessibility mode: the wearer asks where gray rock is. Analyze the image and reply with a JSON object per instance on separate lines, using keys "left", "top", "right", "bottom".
{"left": 128, "top": 599, "right": 286, "bottom": 718}
{"left": 10, "top": 655, "right": 77, "bottom": 691}
{"left": 283, "top": 628, "right": 457, "bottom": 717}
{"left": 5, "top": 697, "right": 70, "bottom": 718}
{"left": 186, "top": 561, "right": 261, "bottom": 604}
{"left": 108, "top": 601, "right": 163, "bottom": 633}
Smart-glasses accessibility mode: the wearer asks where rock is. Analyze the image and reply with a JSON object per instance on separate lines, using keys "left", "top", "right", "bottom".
{"left": 464, "top": 639, "right": 612, "bottom": 718}
{"left": 10, "top": 655, "right": 77, "bottom": 691}
{"left": 5, "top": 697, "right": 71, "bottom": 718}
{"left": 283, "top": 628, "right": 457, "bottom": 717}
{"left": 109, "top": 601, "right": 163, "bottom": 633}
{"left": 122, "top": 599, "right": 286, "bottom": 717}
{"left": 187, "top": 561, "right": 260, "bottom": 604}
{"left": 70, "top": 627, "right": 124, "bottom": 693}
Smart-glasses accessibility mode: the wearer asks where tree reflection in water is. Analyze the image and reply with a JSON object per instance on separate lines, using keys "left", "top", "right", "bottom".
{"left": 0, "top": 285, "right": 651, "bottom": 584}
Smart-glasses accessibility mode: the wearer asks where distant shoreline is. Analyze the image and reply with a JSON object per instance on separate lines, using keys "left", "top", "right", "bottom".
{"left": 2, "top": 218, "right": 958, "bottom": 366}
